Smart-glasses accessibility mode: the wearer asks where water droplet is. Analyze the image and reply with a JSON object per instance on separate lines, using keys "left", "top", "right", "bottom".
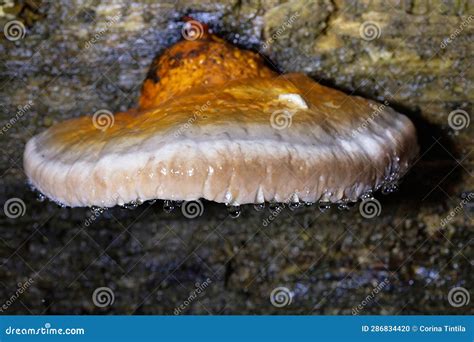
{"left": 319, "top": 203, "right": 331, "bottom": 213}
{"left": 163, "top": 200, "right": 175, "bottom": 213}
{"left": 36, "top": 192, "right": 46, "bottom": 202}
{"left": 288, "top": 194, "right": 301, "bottom": 211}
{"left": 91, "top": 206, "right": 101, "bottom": 214}
{"left": 254, "top": 203, "right": 265, "bottom": 211}
{"left": 227, "top": 205, "right": 241, "bottom": 219}
{"left": 337, "top": 203, "right": 350, "bottom": 211}
{"left": 382, "top": 183, "right": 399, "bottom": 195}
{"left": 136, "top": 198, "right": 144, "bottom": 205}
{"left": 289, "top": 201, "right": 301, "bottom": 211}
{"left": 387, "top": 172, "right": 398, "bottom": 182}
{"left": 123, "top": 201, "right": 138, "bottom": 210}
{"left": 269, "top": 201, "right": 283, "bottom": 212}
{"left": 361, "top": 190, "right": 373, "bottom": 200}
{"left": 305, "top": 202, "right": 314, "bottom": 207}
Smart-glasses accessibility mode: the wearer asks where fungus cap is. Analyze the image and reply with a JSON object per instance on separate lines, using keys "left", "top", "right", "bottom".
{"left": 24, "top": 26, "right": 418, "bottom": 207}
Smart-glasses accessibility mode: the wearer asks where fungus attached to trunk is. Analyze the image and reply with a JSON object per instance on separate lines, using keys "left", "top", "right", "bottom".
{"left": 24, "top": 21, "right": 418, "bottom": 208}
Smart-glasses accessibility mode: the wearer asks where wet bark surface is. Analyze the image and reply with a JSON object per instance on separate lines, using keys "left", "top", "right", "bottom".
{"left": 0, "top": 0, "right": 472, "bottom": 314}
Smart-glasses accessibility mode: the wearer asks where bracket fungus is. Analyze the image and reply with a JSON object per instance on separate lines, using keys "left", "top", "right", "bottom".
{"left": 24, "top": 21, "right": 419, "bottom": 209}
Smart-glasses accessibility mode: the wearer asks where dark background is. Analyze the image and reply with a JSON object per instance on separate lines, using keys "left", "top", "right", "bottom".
{"left": 0, "top": 0, "right": 472, "bottom": 314}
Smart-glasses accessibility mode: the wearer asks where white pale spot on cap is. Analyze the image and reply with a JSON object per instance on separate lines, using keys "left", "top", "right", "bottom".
{"left": 278, "top": 93, "right": 308, "bottom": 109}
